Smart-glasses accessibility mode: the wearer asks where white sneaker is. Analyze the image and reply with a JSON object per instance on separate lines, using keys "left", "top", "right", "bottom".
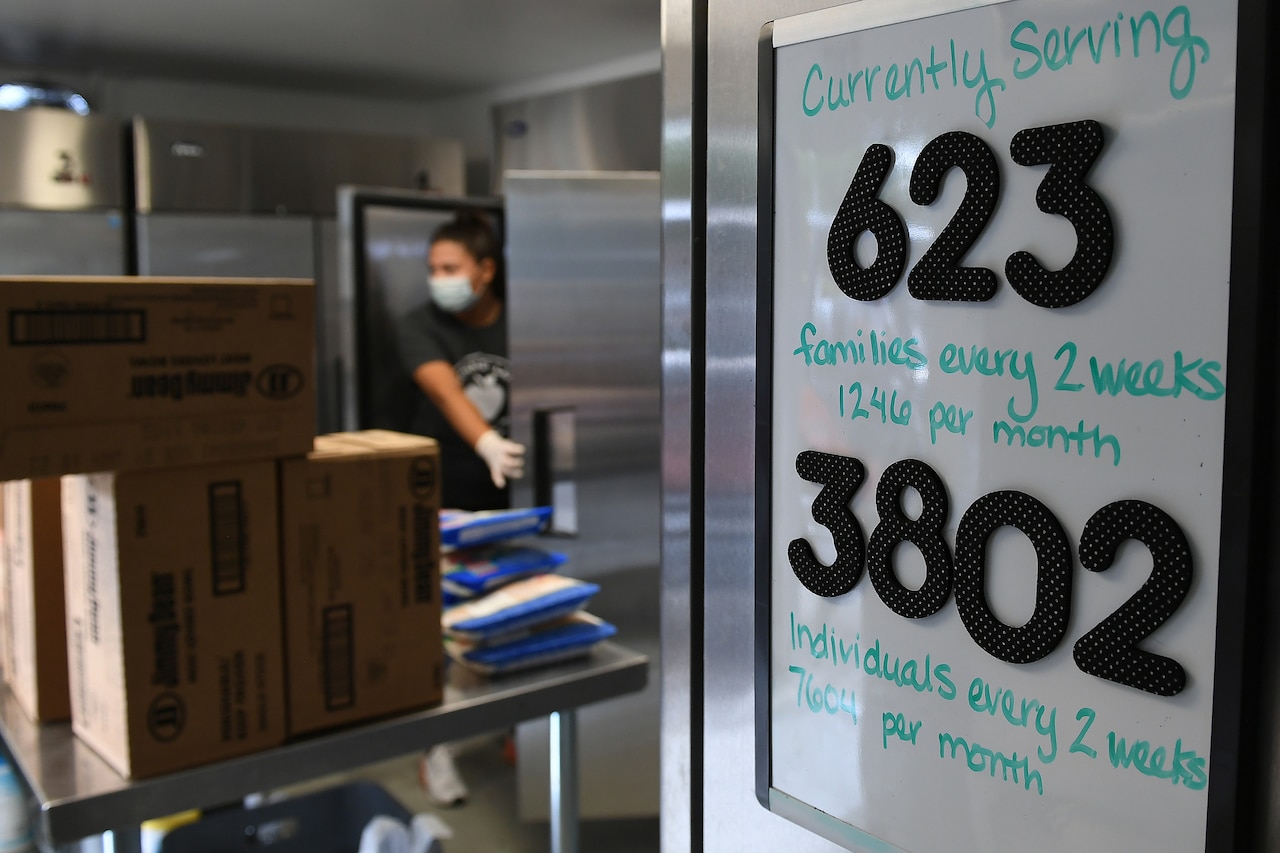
{"left": 419, "top": 744, "right": 469, "bottom": 807}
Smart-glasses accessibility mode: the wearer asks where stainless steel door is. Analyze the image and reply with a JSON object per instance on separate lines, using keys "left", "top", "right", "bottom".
{"left": 666, "top": 1, "right": 1280, "bottom": 850}
{"left": 135, "top": 213, "right": 315, "bottom": 278}
{"left": 662, "top": 0, "right": 852, "bottom": 849}
{"left": 315, "top": 218, "right": 345, "bottom": 433}
{"left": 0, "top": 109, "right": 127, "bottom": 276}
{"left": 0, "top": 110, "right": 124, "bottom": 212}
{"left": 505, "top": 171, "right": 661, "bottom": 819}
{"left": 352, "top": 203, "right": 447, "bottom": 433}
{"left": 0, "top": 210, "right": 125, "bottom": 275}
{"left": 334, "top": 188, "right": 504, "bottom": 435}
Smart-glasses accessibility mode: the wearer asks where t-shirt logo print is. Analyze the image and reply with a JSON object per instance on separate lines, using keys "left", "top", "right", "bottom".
{"left": 457, "top": 353, "right": 511, "bottom": 426}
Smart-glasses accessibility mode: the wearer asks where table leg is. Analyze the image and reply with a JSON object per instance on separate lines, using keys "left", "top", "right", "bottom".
{"left": 548, "top": 709, "right": 579, "bottom": 853}
{"left": 104, "top": 828, "right": 142, "bottom": 853}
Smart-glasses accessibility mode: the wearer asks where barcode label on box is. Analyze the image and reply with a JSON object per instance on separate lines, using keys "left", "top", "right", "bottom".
{"left": 9, "top": 309, "right": 146, "bottom": 345}
{"left": 208, "top": 481, "right": 246, "bottom": 595}
{"left": 322, "top": 604, "right": 355, "bottom": 711}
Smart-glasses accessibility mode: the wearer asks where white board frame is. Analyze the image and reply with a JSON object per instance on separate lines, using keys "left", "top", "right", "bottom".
{"left": 754, "top": 0, "right": 1273, "bottom": 849}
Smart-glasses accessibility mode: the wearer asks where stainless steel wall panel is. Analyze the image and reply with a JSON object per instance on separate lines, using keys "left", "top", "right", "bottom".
{"left": 248, "top": 130, "right": 464, "bottom": 215}
{"left": 245, "top": 127, "right": 317, "bottom": 214}
{"left": 405, "top": 138, "right": 466, "bottom": 198}
{"left": 133, "top": 118, "right": 247, "bottom": 214}
{"left": 492, "top": 75, "right": 661, "bottom": 193}
{"left": 350, "top": 201, "right": 459, "bottom": 433}
{"left": 0, "top": 111, "right": 124, "bottom": 211}
{"left": 505, "top": 171, "right": 662, "bottom": 820}
{"left": 133, "top": 118, "right": 465, "bottom": 216}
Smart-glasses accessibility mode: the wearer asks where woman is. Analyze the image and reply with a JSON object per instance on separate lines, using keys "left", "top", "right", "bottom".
{"left": 397, "top": 210, "right": 524, "bottom": 806}
{"left": 397, "top": 210, "right": 525, "bottom": 510}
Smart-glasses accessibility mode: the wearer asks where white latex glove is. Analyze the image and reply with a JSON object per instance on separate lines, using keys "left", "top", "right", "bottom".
{"left": 409, "top": 813, "right": 447, "bottom": 853}
{"left": 358, "top": 815, "right": 411, "bottom": 853}
{"left": 474, "top": 429, "right": 525, "bottom": 488}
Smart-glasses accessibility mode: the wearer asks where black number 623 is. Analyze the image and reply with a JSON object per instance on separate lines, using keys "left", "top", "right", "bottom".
{"left": 827, "top": 119, "right": 1115, "bottom": 309}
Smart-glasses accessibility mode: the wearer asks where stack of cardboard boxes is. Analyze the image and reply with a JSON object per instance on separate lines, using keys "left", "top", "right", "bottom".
{"left": 0, "top": 276, "right": 444, "bottom": 779}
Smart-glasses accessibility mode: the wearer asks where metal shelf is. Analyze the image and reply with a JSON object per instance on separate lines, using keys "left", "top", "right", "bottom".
{"left": 0, "top": 642, "right": 648, "bottom": 849}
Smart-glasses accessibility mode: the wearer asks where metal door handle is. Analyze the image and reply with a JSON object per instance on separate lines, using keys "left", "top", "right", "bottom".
{"left": 533, "top": 408, "right": 578, "bottom": 536}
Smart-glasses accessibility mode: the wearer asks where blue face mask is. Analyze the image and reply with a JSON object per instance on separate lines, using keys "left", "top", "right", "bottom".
{"left": 429, "top": 274, "right": 479, "bottom": 313}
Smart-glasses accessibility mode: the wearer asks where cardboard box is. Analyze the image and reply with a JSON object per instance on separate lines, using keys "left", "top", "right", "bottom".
{"left": 1, "top": 479, "right": 70, "bottom": 722}
{"left": 280, "top": 430, "right": 443, "bottom": 737}
{"left": 0, "top": 275, "right": 315, "bottom": 481}
{"left": 62, "top": 461, "right": 286, "bottom": 778}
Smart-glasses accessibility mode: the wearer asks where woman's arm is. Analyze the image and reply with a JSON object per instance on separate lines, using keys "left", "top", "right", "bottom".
{"left": 412, "top": 360, "right": 490, "bottom": 447}
{"left": 413, "top": 359, "right": 524, "bottom": 488}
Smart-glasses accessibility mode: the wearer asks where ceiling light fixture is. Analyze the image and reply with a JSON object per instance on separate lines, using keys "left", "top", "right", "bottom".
{"left": 0, "top": 82, "right": 92, "bottom": 115}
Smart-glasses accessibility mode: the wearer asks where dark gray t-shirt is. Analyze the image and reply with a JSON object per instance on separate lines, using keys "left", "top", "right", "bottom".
{"left": 396, "top": 301, "right": 511, "bottom": 509}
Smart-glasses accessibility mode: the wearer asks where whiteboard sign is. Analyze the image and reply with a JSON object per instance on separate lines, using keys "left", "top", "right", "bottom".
{"left": 755, "top": 0, "right": 1257, "bottom": 850}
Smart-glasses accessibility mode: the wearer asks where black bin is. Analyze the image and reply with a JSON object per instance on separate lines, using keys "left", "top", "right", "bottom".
{"left": 159, "top": 781, "right": 413, "bottom": 853}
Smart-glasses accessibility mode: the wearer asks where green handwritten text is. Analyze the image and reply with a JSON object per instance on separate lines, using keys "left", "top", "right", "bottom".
{"left": 938, "top": 732, "right": 1045, "bottom": 795}
{"left": 801, "top": 39, "right": 1006, "bottom": 127}
{"left": 1010, "top": 5, "right": 1209, "bottom": 101}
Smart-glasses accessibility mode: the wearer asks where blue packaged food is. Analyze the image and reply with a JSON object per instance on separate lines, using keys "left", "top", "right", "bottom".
{"left": 442, "top": 545, "right": 568, "bottom": 597}
{"left": 439, "top": 506, "right": 553, "bottom": 549}
{"left": 444, "top": 612, "right": 617, "bottom": 675}
{"left": 441, "top": 575, "right": 599, "bottom": 642}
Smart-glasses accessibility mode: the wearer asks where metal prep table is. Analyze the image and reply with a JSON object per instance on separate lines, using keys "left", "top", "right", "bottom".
{"left": 0, "top": 642, "right": 648, "bottom": 853}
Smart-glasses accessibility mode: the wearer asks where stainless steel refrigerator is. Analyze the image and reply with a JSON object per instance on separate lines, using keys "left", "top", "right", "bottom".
{"left": 131, "top": 117, "right": 465, "bottom": 433}
{"left": 503, "top": 171, "right": 662, "bottom": 820}
{"left": 0, "top": 109, "right": 127, "bottom": 275}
